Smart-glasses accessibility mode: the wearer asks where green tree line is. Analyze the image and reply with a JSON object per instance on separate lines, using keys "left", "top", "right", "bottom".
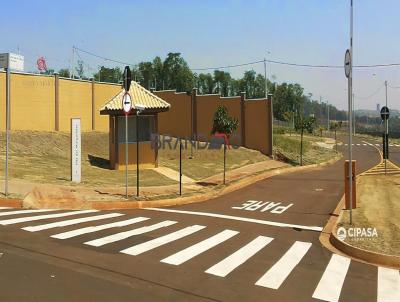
{"left": 50, "top": 52, "right": 347, "bottom": 123}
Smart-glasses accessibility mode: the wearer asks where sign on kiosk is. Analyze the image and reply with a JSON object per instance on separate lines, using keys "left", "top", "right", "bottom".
{"left": 0, "top": 53, "right": 24, "bottom": 71}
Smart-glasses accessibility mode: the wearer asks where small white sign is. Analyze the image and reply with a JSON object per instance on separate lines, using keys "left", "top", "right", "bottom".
{"left": 0, "top": 53, "right": 24, "bottom": 71}
{"left": 122, "top": 92, "right": 132, "bottom": 114}
{"left": 71, "top": 118, "right": 81, "bottom": 183}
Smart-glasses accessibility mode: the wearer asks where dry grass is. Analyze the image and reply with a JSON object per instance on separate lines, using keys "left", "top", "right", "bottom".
{"left": 339, "top": 175, "right": 400, "bottom": 256}
{"left": 0, "top": 131, "right": 271, "bottom": 186}
{"left": 0, "top": 131, "right": 175, "bottom": 187}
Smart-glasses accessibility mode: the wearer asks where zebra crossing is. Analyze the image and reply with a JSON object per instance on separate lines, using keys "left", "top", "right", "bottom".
{"left": 0, "top": 207, "right": 399, "bottom": 302}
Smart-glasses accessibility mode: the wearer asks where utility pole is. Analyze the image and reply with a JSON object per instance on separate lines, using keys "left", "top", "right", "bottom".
{"left": 353, "top": 93, "right": 355, "bottom": 135}
{"left": 385, "top": 80, "right": 388, "bottom": 174}
{"left": 327, "top": 100, "right": 330, "bottom": 131}
{"left": 71, "top": 46, "right": 75, "bottom": 79}
{"left": 348, "top": 0, "right": 354, "bottom": 225}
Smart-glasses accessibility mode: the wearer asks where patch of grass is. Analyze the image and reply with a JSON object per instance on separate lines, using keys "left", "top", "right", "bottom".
{"left": 273, "top": 133, "right": 338, "bottom": 165}
{"left": 158, "top": 137, "right": 270, "bottom": 180}
{"left": 339, "top": 175, "right": 400, "bottom": 256}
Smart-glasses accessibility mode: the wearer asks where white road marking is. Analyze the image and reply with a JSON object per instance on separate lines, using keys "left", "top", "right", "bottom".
{"left": 22, "top": 213, "right": 124, "bottom": 232}
{"left": 205, "top": 236, "right": 274, "bottom": 277}
{"left": 120, "top": 225, "right": 206, "bottom": 256}
{"left": 375, "top": 143, "right": 380, "bottom": 146}
{"left": 84, "top": 220, "right": 177, "bottom": 247}
{"left": 0, "top": 207, "right": 11, "bottom": 210}
{"left": 145, "top": 208, "right": 323, "bottom": 232}
{"left": 377, "top": 267, "right": 400, "bottom": 302}
{"left": 312, "top": 254, "right": 351, "bottom": 302}
{"left": 0, "top": 210, "right": 98, "bottom": 225}
{"left": 51, "top": 217, "right": 150, "bottom": 239}
{"left": 161, "top": 229, "right": 239, "bottom": 265}
{"left": 0, "top": 209, "right": 55, "bottom": 217}
{"left": 356, "top": 143, "right": 360, "bottom": 146}
{"left": 255, "top": 241, "right": 312, "bottom": 289}
{"left": 362, "top": 144, "right": 367, "bottom": 146}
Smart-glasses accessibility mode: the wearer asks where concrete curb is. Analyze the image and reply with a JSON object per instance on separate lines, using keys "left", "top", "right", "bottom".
{"left": 0, "top": 198, "right": 22, "bottom": 208}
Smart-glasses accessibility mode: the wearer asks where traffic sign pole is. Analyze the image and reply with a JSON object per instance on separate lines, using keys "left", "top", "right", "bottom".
{"left": 5, "top": 67, "right": 10, "bottom": 197}
{"left": 125, "top": 112, "right": 129, "bottom": 199}
{"left": 122, "top": 91, "right": 132, "bottom": 200}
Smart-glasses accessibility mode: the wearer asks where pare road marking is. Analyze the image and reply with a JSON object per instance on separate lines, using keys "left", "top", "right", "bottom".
{"left": 232, "top": 200, "right": 293, "bottom": 214}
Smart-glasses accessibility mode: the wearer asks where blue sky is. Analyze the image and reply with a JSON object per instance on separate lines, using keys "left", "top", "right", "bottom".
{"left": 2, "top": 0, "right": 400, "bottom": 111}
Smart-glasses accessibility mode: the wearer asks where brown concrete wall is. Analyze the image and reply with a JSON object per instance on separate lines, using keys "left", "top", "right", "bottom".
{"left": 156, "top": 91, "right": 191, "bottom": 138}
{"left": 196, "top": 95, "right": 242, "bottom": 145}
{"left": 245, "top": 99, "right": 272, "bottom": 155}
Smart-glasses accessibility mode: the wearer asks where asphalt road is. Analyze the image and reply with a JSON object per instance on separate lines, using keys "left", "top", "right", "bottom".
{"left": 0, "top": 136, "right": 398, "bottom": 302}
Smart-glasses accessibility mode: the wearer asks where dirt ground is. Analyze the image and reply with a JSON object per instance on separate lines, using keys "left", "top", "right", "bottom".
{"left": 339, "top": 174, "right": 400, "bottom": 256}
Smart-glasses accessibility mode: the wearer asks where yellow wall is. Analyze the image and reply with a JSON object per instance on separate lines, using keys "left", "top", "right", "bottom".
{"left": 0, "top": 73, "right": 55, "bottom": 130}
{"left": 0, "top": 71, "right": 121, "bottom": 132}
{"left": 94, "top": 82, "right": 121, "bottom": 132}
{"left": 58, "top": 79, "right": 92, "bottom": 131}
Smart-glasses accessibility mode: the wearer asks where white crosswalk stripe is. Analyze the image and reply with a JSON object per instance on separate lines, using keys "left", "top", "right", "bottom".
{"left": 205, "top": 236, "right": 274, "bottom": 277}
{"left": 161, "top": 229, "right": 239, "bottom": 265}
{"left": 51, "top": 217, "right": 150, "bottom": 239}
{"left": 0, "top": 209, "right": 55, "bottom": 217}
{"left": 84, "top": 220, "right": 177, "bottom": 247}
{"left": 255, "top": 241, "right": 312, "bottom": 289}
{"left": 377, "top": 267, "right": 400, "bottom": 302}
{"left": 0, "top": 210, "right": 98, "bottom": 225}
{"left": 312, "top": 254, "right": 351, "bottom": 302}
{"left": 22, "top": 213, "right": 124, "bottom": 232}
{"left": 120, "top": 225, "right": 206, "bottom": 256}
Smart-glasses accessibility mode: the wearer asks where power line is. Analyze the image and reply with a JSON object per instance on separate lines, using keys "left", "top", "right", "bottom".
{"left": 74, "top": 45, "right": 400, "bottom": 75}
{"left": 354, "top": 83, "right": 385, "bottom": 100}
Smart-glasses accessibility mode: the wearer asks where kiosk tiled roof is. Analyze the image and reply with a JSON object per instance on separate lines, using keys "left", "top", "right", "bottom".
{"left": 100, "top": 81, "right": 170, "bottom": 112}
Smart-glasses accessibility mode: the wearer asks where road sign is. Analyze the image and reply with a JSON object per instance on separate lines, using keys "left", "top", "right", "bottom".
{"left": 122, "top": 92, "right": 132, "bottom": 114}
{"left": 380, "top": 106, "right": 390, "bottom": 120}
{"left": 123, "top": 66, "right": 131, "bottom": 92}
{"left": 344, "top": 49, "right": 351, "bottom": 78}
{"left": 0, "top": 53, "right": 24, "bottom": 71}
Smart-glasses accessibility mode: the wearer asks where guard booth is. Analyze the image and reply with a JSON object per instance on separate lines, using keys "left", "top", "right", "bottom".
{"left": 100, "top": 81, "right": 170, "bottom": 169}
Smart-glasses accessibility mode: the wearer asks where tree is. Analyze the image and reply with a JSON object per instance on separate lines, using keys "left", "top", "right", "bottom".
{"left": 93, "top": 66, "right": 122, "bottom": 83}
{"left": 75, "top": 60, "right": 85, "bottom": 79}
{"left": 330, "top": 121, "right": 342, "bottom": 152}
{"left": 295, "top": 115, "right": 316, "bottom": 166}
{"left": 162, "top": 53, "right": 194, "bottom": 92}
{"left": 211, "top": 106, "right": 239, "bottom": 184}
{"left": 58, "top": 68, "right": 70, "bottom": 78}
